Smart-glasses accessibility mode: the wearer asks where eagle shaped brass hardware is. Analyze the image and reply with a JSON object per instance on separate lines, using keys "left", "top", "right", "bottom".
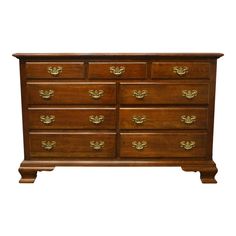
{"left": 132, "top": 115, "right": 146, "bottom": 124}
{"left": 173, "top": 66, "right": 189, "bottom": 76}
{"left": 40, "top": 115, "right": 55, "bottom": 125}
{"left": 90, "top": 141, "right": 105, "bottom": 150}
{"left": 109, "top": 66, "right": 125, "bottom": 76}
{"left": 133, "top": 90, "right": 148, "bottom": 99}
{"left": 88, "top": 89, "right": 104, "bottom": 99}
{"left": 48, "top": 66, "right": 63, "bottom": 76}
{"left": 181, "top": 115, "right": 196, "bottom": 124}
{"left": 41, "top": 141, "right": 56, "bottom": 150}
{"left": 89, "top": 115, "right": 104, "bottom": 124}
{"left": 182, "top": 90, "right": 198, "bottom": 99}
{"left": 180, "top": 141, "right": 195, "bottom": 150}
{"left": 39, "top": 89, "right": 54, "bottom": 99}
{"left": 132, "top": 141, "right": 147, "bottom": 150}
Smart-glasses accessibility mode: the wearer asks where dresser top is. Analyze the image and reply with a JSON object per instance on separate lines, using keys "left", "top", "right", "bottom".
{"left": 13, "top": 53, "right": 224, "bottom": 59}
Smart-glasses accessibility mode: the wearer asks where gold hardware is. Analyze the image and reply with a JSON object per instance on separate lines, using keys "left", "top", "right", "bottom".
{"left": 48, "top": 66, "right": 63, "bottom": 76}
{"left": 173, "top": 66, "right": 189, "bottom": 76}
{"left": 89, "top": 115, "right": 104, "bottom": 124}
{"left": 180, "top": 141, "right": 195, "bottom": 150}
{"left": 181, "top": 115, "right": 196, "bottom": 124}
{"left": 133, "top": 90, "right": 148, "bottom": 99}
{"left": 41, "top": 141, "right": 56, "bottom": 150}
{"left": 90, "top": 141, "right": 104, "bottom": 150}
{"left": 182, "top": 90, "right": 198, "bottom": 99}
{"left": 39, "top": 89, "right": 54, "bottom": 99}
{"left": 132, "top": 141, "right": 147, "bottom": 150}
{"left": 110, "top": 66, "right": 125, "bottom": 76}
{"left": 40, "top": 115, "right": 55, "bottom": 125}
{"left": 88, "top": 89, "right": 104, "bottom": 99}
{"left": 132, "top": 115, "right": 146, "bottom": 124}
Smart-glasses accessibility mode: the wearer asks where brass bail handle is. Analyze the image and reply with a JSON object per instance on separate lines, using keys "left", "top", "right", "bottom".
{"left": 48, "top": 66, "right": 63, "bottom": 76}
{"left": 173, "top": 66, "right": 189, "bottom": 76}
{"left": 110, "top": 66, "right": 125, "bottom": 76}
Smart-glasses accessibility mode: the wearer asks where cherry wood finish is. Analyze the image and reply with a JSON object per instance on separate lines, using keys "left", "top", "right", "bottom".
{"left": 29, "top": 132, "right": 116, "bottom": 158}
{"left": 27, "top": 82, "right": 116, "bottom": 105}
{"left": 119, "top": 108, "right": 208, "bottom": 130}
{"left": 13, "top": 53, "right": 223, "bottom": 183}
{"left": 26, "top": 62, "right": 84, "bottom": 79}
{"left": 88, "top": 62, "right": 147, "bottom": 79}
{"left": 28, "top": 108, "right": 116, "bottom": 129}
{"left": 151, "top": 62, "right": 210, "bottom": 79}
{"left": 120, "top": 133, "right": 207, "bottom": 158}
{"left": 120, "top": 82, "right": 209, "bottom": 104}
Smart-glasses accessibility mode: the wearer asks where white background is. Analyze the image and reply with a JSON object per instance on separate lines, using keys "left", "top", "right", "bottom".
{"left": 0, "top": 0, "right": 235, "bottom": 235}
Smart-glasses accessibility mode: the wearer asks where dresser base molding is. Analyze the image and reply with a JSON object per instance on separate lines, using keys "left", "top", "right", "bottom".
{"left": 18, "top": 160, "right": 217, "bottom": 183}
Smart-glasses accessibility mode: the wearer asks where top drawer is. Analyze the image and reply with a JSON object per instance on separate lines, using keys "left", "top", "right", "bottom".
{"left": 88, "top": 62, "right": 147, "bottom": 79}
{"left": 151, "top": 62, "right": 210, "bottom": 79}
{"left": 25, "top": 62, "right": 85, "bottom": 79}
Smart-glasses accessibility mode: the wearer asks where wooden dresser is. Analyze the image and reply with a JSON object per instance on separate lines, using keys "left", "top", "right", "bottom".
{"left": 13, "top": 53, "right": 223, "bottom": 183}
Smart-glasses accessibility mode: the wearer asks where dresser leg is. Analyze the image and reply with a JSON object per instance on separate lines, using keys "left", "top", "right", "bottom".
{"left": 199, "top": 167, "right": 218, "bottom": 183}
{"left": 181, "top": 162, "right": 218, "bottom": 184}
{"left": 19, "top": 166, "right": 55, "bottom": 183}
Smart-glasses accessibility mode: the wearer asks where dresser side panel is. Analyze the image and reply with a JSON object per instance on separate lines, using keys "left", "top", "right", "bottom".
{"left": 19, "top": 60, "right": 30, "bottom": 160}
{"left": 207, "top": 60, "right": 217, "bottom": 159}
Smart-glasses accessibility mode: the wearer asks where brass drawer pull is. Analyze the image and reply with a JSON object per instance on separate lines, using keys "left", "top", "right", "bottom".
{"left": 88, "top": 89, "right": 104, "bottom": 99}
{"left": 132, "top": 115, "right": 146, "bottom": 124}
{"left": 89, "top": 115, "right": 104, "bottom": 124}
{"left": 110, "top": 66, "right": 125, "bottom": 76}
{"left": 182, "top": 90, "right": 198, "bottom": 99}
{"left": 39, "top": 89, "right": 54, "bottom": 99}
{"left": 41, "top": 140, "right": 56, "bottom": 150}
{"left": 132, "top": 141, "right": 147, "bottom": 150}
{"left": 180, "top": 141, "right": 195, "bottom": 150}
{"left": 48, "top": 66, "right": 63, "bottom": 76}
{"left": 173, "top": 66, "right": 189, "bottom": 76}
{"left": 133, "top": 90, "right": 148, "bottom": 99}
{"left": 181, "top": 115, "right": 196, "bottom": 124}
{"left": 40, "top": 115, "right": 55, "bottom": 125}
{"left": 90, "top": 141, "right": 104, "bottom": 150}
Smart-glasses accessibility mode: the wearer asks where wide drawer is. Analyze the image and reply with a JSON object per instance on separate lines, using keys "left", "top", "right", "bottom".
{"left": 88, "top": 62, "right": 147, "bottom": 79}
{"left": 120, "top": 133, "right": 207, "bottom": 157}
{"left": 28, "top": 108, "right": 116, "bottom": 129}
{"left": 25, "top": 62, "right": 84, "bottom": 79}
{"left": 120, "top": 82, "right": 209, "bottom": 104}
{"left": 29, "top": 132, "right": 116, "bottom": 158}
{"left": 120, "top": 108, "right": 208, "bottom": 129}
{"left": 27, "top": 82, "right": 116, "bottom": 105}
{"left": 151, "top": 62, "right": 210, "bottom": 79}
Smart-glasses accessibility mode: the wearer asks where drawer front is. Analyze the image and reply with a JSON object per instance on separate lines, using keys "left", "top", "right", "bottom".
{"left": 28, "top": 108, "right": 116, "bottom": 129}
{"left": 26, "top": 62, "right": 84, "bottom": 79}
{"left": 151, "top": 62, "right": 210, "bottom": 79}
{"left": 27, "top": 82, "right": 116, "bottom": 105}
{"left": 120, "top": 133, "right": 207, "bottom": 158}
{"left": 29, "top": 132, "right": 116, "bottom": 158}
{"left": 120, "top": 83, "right": 209, "bottom": 104}
{"left": 88, "top": 62, "right": 147, "bottom": 79}
{"left": 120, "top": 108, "right": 208, "bottom": 129}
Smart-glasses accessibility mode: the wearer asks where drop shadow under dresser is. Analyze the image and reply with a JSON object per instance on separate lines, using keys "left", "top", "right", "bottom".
{"left": 13, "top": 53, "right": 223, "bottom": 183}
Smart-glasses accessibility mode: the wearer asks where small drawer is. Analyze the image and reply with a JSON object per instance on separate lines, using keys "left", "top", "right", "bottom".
{"left": 120, "top": 133, "right": 207, "bottom": 158}
{"left": 120, "top": 108, "right": 208, "bottom": 130}
{"left": 27, "top": 82, "right": 116, "bottom": 105}
{"left": 88, "top": 62, "right": 147, "bottom": 79}
{"left": 120, "top": 82, "right": 209, "bottom": 104}
{"left": 151, "top": 62, "right": 210, "bottom": 79}
{"left": 28, "top": 108, "right": 116, "bottom": 130}
{"left": 25, "top": 62, "right": 84, "bottom": 79}
{"left": 29, "top": 132, "right": 116, "bottom": 158}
